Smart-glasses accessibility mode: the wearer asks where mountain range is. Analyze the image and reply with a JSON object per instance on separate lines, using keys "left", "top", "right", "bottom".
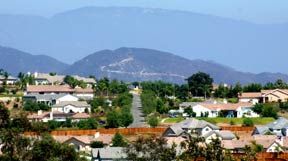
{"left": 0, "top": 7, "right": 287, "bottom": 73}
{"left": 1, "top": 45, "right": 288, "bottom": 84}
{"left": 0, "top": 45, "right": 68, "bottom": 75}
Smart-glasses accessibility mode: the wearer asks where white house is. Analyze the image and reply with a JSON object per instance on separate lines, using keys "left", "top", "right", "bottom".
{"left": 23, "top": 94, "right": 79, "bottom": 106}
{"left": 163, "top": 118, "right": 220, "bottom": 137}
{"left": 182, "top": 102, "right": 258, "bottom": 118}
{"left": 27, "top": 111, "right": 90, "bottom": 122}
{"left": 0, "top": 76, "right": 18, "bottom": 85}
{"left": 25, "top": 85, "right": 94, "bottom": 100}
{"left": 52, "top": 101, "right": 91, "bottom": 113}
{"left": 238, "top": 92, "right": 262, "bottom": 104}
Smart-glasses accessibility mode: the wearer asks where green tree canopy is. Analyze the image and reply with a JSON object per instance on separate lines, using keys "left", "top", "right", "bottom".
{"left": 187, "top": 72, "right": 213, "bottom": 98}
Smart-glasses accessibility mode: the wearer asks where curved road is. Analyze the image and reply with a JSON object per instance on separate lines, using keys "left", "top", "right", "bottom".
{"left": 129, "top": 93, "right": 147, "bottom": 128}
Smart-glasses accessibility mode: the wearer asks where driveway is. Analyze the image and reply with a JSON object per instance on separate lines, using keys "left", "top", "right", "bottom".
{"left": 128, "top": 93, "right": 147, "bottom": 128}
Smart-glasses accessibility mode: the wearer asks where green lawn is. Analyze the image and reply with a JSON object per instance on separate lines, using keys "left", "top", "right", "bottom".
{"left": 162, "top": 117, "right": 275, "bottom": 125}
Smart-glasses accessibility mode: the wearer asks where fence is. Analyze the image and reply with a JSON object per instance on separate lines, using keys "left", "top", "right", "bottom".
{"left": 24, "top": 127, "right": 167, "bottom": 136}
{"left": 220, "top": 126, "right": 255, "bottom": 132}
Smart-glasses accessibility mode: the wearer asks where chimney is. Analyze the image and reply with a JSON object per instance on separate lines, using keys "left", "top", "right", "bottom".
{"left": 37, "top": 110, "right": 43, "bottom": 116}
{"left": 94, "top": 132, "right": 100, "bottom": 139}
{"left": 50, "top": 112, "right": 53, "bottom": 120}
{"left": 223, "top": 99, "right": 228, "bottom": 104}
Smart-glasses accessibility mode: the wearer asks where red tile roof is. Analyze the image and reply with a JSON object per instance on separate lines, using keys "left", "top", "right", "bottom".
{"left": 26, "top": 85, "right": 93, "bottom": 93}
{"left": 239, "top": 92, "right": 262, "bottom": 98}
{"left": 199, "top": 102, "right": 253, "bottom": 111}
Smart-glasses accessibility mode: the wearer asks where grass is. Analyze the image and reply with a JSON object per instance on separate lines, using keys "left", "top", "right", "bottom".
{"left": 162, "top": 117, "right": 275, "bottom": 125}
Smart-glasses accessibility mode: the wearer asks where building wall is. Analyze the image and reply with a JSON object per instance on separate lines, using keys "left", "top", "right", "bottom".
{"left": 239, "top": 98, "right": 259, "bottom": 104}
{"left": 192, "top": 105, "right": 216, "bottom": 117}
{"left": 266, "top": 91, "right": 288, "bottom": 102}
{"left": 56, "top": 95, "right": 79, "bottom": 104}
{"left": 201, "top": 126, "right": 213, "bottom": 136}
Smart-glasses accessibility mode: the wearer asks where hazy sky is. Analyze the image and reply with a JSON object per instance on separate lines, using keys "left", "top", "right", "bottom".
{"left": 0, "top": 0, "right": 288, "bottom": 24}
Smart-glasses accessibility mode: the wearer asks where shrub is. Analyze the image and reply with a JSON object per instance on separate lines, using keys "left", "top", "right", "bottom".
{"left": 90, "top": 141, "right": 105, "bottom": 148}
{"left": 229, "top": 120, "right": 235, "bottom": 125}
{"left": 148, "top": 115, "right": 159, "bottom": 128}
{"left": 242, "top": 118, "right": 254, "bottom": 127}
{"left": 77, "top": 118, "right": 98, "bottom": 129}
{"left": 112, "top": 132, "right": 127, "bottom": 147}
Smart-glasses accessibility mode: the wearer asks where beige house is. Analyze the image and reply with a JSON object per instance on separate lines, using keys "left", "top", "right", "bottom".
{"left": 239, "top": 89, "right": 288, "bottom": 103}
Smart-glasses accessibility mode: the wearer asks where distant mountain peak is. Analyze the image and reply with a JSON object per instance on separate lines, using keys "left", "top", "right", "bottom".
{"left": 63, "top": 47, "right": 288, "bottom": 84}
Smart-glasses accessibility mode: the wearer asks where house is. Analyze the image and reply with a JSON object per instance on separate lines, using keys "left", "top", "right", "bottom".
{"left": 163, "top": 118, "right": 220, "bottom": 137}
{"left": 239, "top": 89, "right": 288, "bottom": 103}
{"left": 52, "top": 101, "right": 91, "bottom": 113}
{"left": 253, "top": 117, "right": 288, "bottom": 136}
{"left": 203, "top": 130, "right": 236, "bottom": 143}
{"left": 222, "top": 135, "right": 283, "bottom": 153}
{"left": 0, "top": 75, "right": 18, "bottom": 85}
{"left": 23, "top": 94, "right": 79, "bottom": 106}
{"left": 91, "top": 147, "right": 126, "bottom": 161}
{"left": 53, "top": 133, "right": 113, "bottom": 152}
{"left": 32, "top": 72, "right": 96, "bottom": 87}
{"left": 180, "top": 102, "right": 258, "bottom": 118}
{"left": 27, "top": 111, "right": 90, "bottom": 122}
{"left": 25, "top": 85, "right": 94, "bottom": 100}
{"left": 238, "top": 92, "right": 262, "bottom": 104}
{"left": 33, "top": 73, "right": 65, "bottom": 85}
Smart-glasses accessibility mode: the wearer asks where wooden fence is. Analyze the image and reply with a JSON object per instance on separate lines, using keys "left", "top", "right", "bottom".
{"left": 24, "top": 127, "right": 167, "bottom": 136}
{"left": 24, "top": 126, "right": 256, "bottom": 136}
{"left": 220, "top": 126, "right": 255, "bottom": 132}
{"left": 194, "top": 152, "right": 288, "bottom": 161}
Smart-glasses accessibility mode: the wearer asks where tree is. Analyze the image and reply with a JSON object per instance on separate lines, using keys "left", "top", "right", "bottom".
{"left": 120, "top": 111, "right": 133, "bottom": 127}
{"left": 180, "top": 136, "right": 235, "bottom": 161}
{"left": 29, "top": 134, "right": 86, "bottom": 161}
{"left": 148, "top": 115, "right": 159, "bottom": 128}
{"left": 243, "top": 83, "right": 262, "bottom": 92}
{"left": 156, "top": 99, "right": 167, "bottom": 114}
{"left": 184, "top": 107, "right": 196, "bottom": 117}
{"left": 90, "top": 141, "right": 105, "bottom": 148}
{"left": 0, "top": 103, "right": 10, "bottom": 129}
{"left": 242, "top": 118, "right": 254, "bottom": 127}
{"left": 77, "top": 118, "right": 98, "bottom": 129}
{"left": 175, "top": 84, "right": 189, "bottom": 101}
{"left": 106, "top": 110, "right": 121, "bottom": 128}
{"left": 261, "top": 105, "right": 278, "bottom": 118}
{"left": 124, "top": 136, "right": 177, "bottom": 161}
{"left": 112, "top": 132, "right": 127, "bottom": 147}
{"left": 187, "top": 72, "right": 213, "bottom": 98}
{"left": 23, "top": 100, "right": 50, "bottom": 112}
{"left": 179, "top": 136, "right": 206, "bottom": 160}
{"left": 252, "top": 103, "right": 263, "bottom": 114}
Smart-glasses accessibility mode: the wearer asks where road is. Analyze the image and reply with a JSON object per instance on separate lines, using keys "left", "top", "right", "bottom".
{"left": 128, "top": 93, "right": 147, "bottom": 128}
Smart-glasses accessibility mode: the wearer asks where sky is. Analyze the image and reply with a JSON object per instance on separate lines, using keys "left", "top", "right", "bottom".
{"left": 0, "top": 0, "right": 288, "bottom": 24}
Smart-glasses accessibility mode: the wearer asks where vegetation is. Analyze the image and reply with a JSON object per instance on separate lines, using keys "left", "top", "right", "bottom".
{"left": 106, "top": 92, "right": 133, "bottom": 128}
{"left": 95, "top": 77, "right": 128, "bottom": 96}
{"left": 0, "top": 103, "right": 86, "bottom": 161}
{"left": 163, "top": 117, "right": 274, "bottom": 125}
{"left": 112, "top": 132, "right": 127, "bottom": 147}
{"left": 64, "top": 75, "right": 87, "bottom": 88}
{"left": 90, "top": 141, "right": 105, "bottom": 148}
{"left": 124, "top": 136, "right": 177, "bottom": 161}
{"left": 187, "top": 72, "right": 213, "bottom": 98}
{"left": 23, "top": 100, "right": 50, "bottom": 112}
{"left": 242, "top": 118, "right": 254, "bottom": 127}
{"left": 141, "top": 90, "right": 157, "bottom": 115}
{"left": 147, "top": 115, "right": 159, "bottom": 128}
{"left": 252, "top": 103, "right": 278, "bottom": 119}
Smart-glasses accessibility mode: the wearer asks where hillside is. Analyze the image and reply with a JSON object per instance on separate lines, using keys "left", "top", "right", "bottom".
{"left": 63, "top": 47, "right": 288, "bottom": 84}
{"left": 0, "top": 7, "right": 287, "bottom": 73}
{"left": 0, "top": 45, "right": 68, "bottom": 75}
